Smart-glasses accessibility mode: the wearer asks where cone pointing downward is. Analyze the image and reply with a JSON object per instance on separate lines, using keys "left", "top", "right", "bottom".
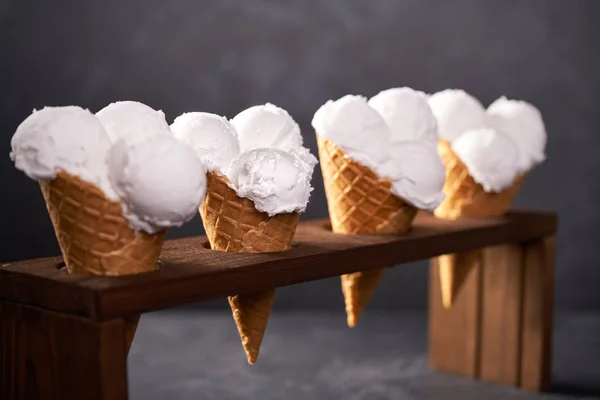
{"left": 342, "top": 268, "right": 386, "bottom": 327}
{"left": 434, "top": 140, "right": 525, "bottom": 308}
{"left": 438, "top": 251, "right": 480, "bottom": 309}
{"left": 316, "top": 135, "right": 418, "bottom": 326}
{"left": 228, "top": 289, "right": 276, "bottom": 364}
{"left": 200, "top": 172, "right": 299, "bottom": 364}
{"left": 40, "top": 171, "right": 165, "bottom": 354}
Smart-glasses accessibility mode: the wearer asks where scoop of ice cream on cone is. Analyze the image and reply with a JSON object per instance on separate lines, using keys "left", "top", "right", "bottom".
{"left": 108, "top": 134, "right": 208, "bottom": 233}
{"left": 430, "top": 90, "right": 546, "bottom": 219}
{"left": 312, "top": 95, "right": 392, "bottom": 166}
{"left": 382, "top": 141, "right": 446, "bottom": 211}
{"left": 231, "top": 103, "right": 303, "bottom": 152}
{"left": 428, "top": 89, "right": 486, "bottom": 143}
{"left": 10, "top": 106, "right": 117, "bottom": 198}
{"left": 452, "top": 128, "right": 520, "bottom": 193}
{"left": 171, "top": 112, "right": 240, "bottom": 175}
{"left": 97, "top": 101, "right": 170, "bottom": 145}
{"left": 201, "top": 171, "right": 300, "bottom": 254}
{"left": 181, "top": 103, "right": 316, "bottom": 364}
{"left": 230, "top": 148, "right": 313, "bottom": 217}
{"left": 232, "top": 103, "right": 318, "bottom": 173}
{"left": 486, "top": 97, "right": 547, "bottom": 174}
{"left": 11, "top": 104, "right": 208, "bottom": 352}
{"left": 434, "top": 130, "right": 522, "bottom": 220}
{"left": 430, "top": 89, "right": 547, "bottom": 308}
{"left": 313, "top": 90, "right": 445, "bottom": 327}
{"left": 369, "top": 87, "right": 438, "bottom": 146}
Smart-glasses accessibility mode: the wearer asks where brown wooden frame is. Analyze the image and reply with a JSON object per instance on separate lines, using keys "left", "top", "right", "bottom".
{"left": 1, "top": 211, "right": 557, "bottom": 399}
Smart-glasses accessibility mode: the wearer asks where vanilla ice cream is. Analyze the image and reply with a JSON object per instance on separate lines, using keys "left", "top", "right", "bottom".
{"left": 486, "top": 97, "right": 547, "bottom": 173}
{"left": 108, "top": 133, "right": 207, "bottom": 233}
{"left": 231, "top": 103, "right": 303, "bottom": 153}
{"left": 381, "top": 141, "right": 446, "bottom": 210}
{"left": 171, "top": 112, "right": 240, "bottom": 174}
{"left": 312, "top": 95, "right": 392, "bottom": 166}
{"left": 312, "top": 93, "right": 445, "bottom": 211}
{"left": 229, "top": 148, "right": 312, "bottom": 216}
{"left": 369, "top": 87, "right": 438, "bottom": 145}
{"left": 10, "top": 106, "right": 118, "bottom": 199}
{"left": 452, "top": 127, "right": 520, "bottom": 193}
{"left": 97, "top": 101, "right": 170, "bottom": 145}
{"left": 428, "top": 89, "right": 486, "bottom": 142}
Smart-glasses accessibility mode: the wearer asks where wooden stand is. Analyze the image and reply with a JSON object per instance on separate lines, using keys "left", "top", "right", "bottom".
{"left": 0, "top": 211, "right": 557, "bottom": 399}
{"left": 429, "top": 237, "right": 556, "bottom": 391}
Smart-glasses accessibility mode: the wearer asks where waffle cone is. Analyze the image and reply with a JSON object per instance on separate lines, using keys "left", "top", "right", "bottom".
{"left": 434, "top": 140, "right": 525, "bottom": 308}
{"left": 227, "top": 289, "right": 276, "bottom": 365}
{"left": 40, "top": 171, "right": 166, "bottom": 351}
{"left": 317, "top": 135, "right": 417, "bottom": 326}
{"left": 434, "top": 140, "right": 525, "bottom": 220}
{"left": 200, "top": 171, "right": 299, "bottom": 364}
{"left": 341, "top": 268, "right": 385, "bottom": 328}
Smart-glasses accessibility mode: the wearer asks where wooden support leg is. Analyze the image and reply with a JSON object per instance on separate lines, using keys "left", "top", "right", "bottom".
{"left": 479, "top": 244, "right": 524, "bottom": 385}
{"left": 429, "top": 237, "right": 555, "bottom": 391}
{"left": 429, "top": 254, "right": 483, "bottom": 378}
{"left": 520, "top": 237, "right": 555, "bottom": 391}
{"left": 1, "top": 300, "right": 129, "bottom": 400}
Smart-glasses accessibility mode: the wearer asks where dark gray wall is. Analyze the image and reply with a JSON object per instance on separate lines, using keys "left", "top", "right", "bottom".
{"left": 1, "top": 0, "right": 599, "bottom": 310}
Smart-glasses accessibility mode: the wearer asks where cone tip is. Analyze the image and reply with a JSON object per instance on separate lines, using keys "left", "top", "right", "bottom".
{"left": 347, "top": 314, "right": 357, "bottom": 328}
{"left": 442, "top": 295, "right": 454, "bottom": 309}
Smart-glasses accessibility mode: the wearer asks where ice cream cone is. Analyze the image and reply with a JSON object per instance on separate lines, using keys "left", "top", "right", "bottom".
{"left": 40, "top": 170, "right": 166, "bottom": 352}
{"left": 434, "top": 140, "right": 524, "bottom": 220}
{"left": 200, "top": 171, "right": 299, "bottom": 364}
{"left": 434, "top": 140, "right": 525, "bottom": 307}
{"left": 317, "top": 135, "right": 417, "bottom": 327}
{"left": 341, "top": 268, "right": 386, "bottom": 327}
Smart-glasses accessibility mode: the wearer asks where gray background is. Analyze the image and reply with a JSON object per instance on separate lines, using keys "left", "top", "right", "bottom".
{"left": 1, "top": 0, "right": 598, "bottom": 311}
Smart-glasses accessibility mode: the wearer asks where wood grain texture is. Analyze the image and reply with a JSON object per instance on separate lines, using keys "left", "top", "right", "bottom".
{"left": 0, "top": 211, "right": 557, "bottom": 320}
{"left": 0, "top": 300, "right": 128, "bottom": 400}
{"left": 429, "top": 255, "right": 483, "bottom": 377}
{"left": 520, "top": 237, "right": 555, "bottom": 391}
{"left": 479, "top": 244, "right": 524, "bottom": 385}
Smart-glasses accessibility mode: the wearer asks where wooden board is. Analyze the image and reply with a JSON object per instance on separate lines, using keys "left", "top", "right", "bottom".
{"left": 520, "top": 237, "right": 555, "bottom": 391}
{"left": 429, "top": 237, "right": 556, "bottom": 391}
{"left": 0, "top": 300, "right": 128, "bottom": 400}
{"left": 0, "top": 211, "right": 557, "bottom": 320}
{"left": 479, "top": 244, "right": 524, "bottom": 385}
{"left": 429, "top": 255, "right": 482, "bottom": 377}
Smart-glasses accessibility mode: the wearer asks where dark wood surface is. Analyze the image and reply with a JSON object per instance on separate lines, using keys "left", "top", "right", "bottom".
{"left": 0, "top": 211, "right": 557, "bottom": 321}
{"left": 0, "top": 300, "right": 128, "bottom": 400}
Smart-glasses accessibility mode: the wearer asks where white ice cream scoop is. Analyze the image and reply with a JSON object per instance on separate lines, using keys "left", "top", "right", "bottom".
{"left": 452, "top": 127, "right": 520, "bottom": 193}
{"left": 486, "top": 97, "right": 547, "bottom": 174}
{"left": 171, "top": 112, "right": 240, "bottom": 175}
{"left": 428, "top": 89, "right": 486, "bottom": 142}
{"left": 312, "top": 93, "right": 445, "bottom": 211}
{"left": 312, "top": 94, "right": 392, "bottom": 166}
{"left": 369, "top": 87, "right": 438, "bottom": 145}
{"left": 381, "top": 140, "right": 446, "bottom": 211}
{"left": 108, "top": 133, "right": 207, "bottom": 233}
{"left": 97, "top": 101, "right": 170, "bottom": 145}
{"left": 10, "top": 106, "right": 118, "bottom": 199}
{"left": 229, "top": 148, "right": 313, "bottom": 216}
{"left": 231, "top": 103, "right": 303, "bottom": 153}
